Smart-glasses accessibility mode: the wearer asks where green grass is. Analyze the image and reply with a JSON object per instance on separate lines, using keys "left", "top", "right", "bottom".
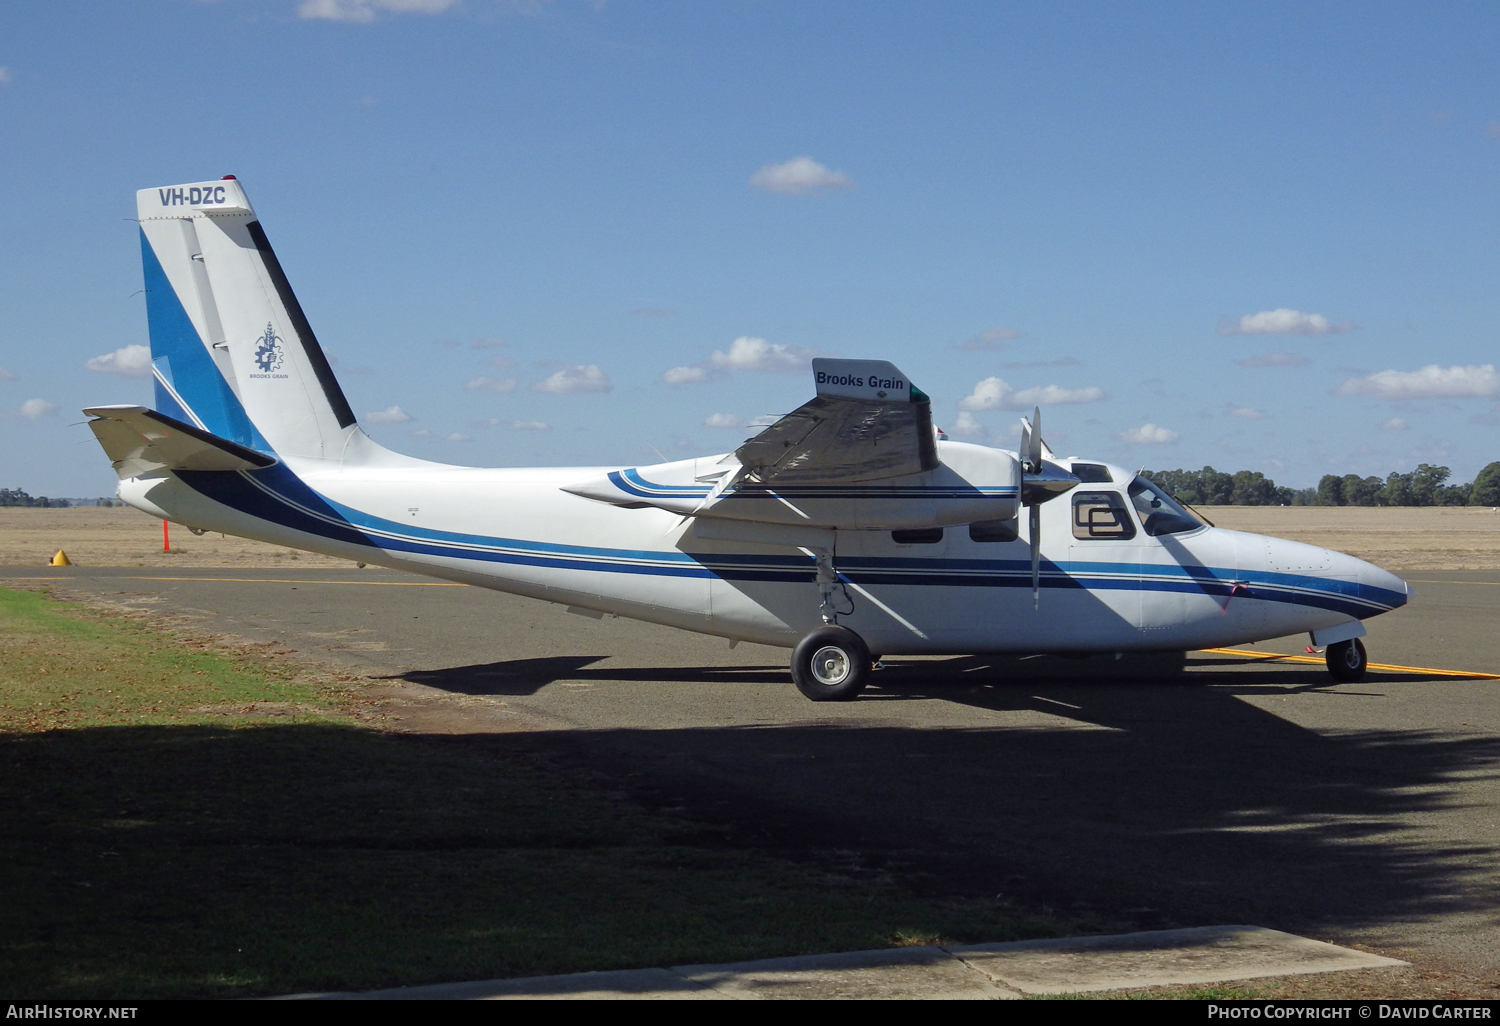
{"left": 0, "top": 587, "right": 1060, "bottom": 998}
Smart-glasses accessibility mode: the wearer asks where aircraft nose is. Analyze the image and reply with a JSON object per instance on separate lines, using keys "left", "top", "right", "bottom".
{"left": 1339, "top": 551, "right": 1410, "bottom": 611}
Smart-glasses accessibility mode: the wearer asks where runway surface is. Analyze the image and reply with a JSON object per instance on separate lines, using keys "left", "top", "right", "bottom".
{"left": 8, "top": 566, "right": 1499, "bottom": 981}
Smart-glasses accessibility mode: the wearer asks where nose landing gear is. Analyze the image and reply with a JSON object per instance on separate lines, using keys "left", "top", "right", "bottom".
{"left": 1326, "top": 638, "right": 1368, "bottom": 682}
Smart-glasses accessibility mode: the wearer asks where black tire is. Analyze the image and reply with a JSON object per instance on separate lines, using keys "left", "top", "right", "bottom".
{"left": 791, "top": 626, "right": 871, "bottom": 702}
{"left": 1326, "top": 638, "right": 1368, "bottom": 682}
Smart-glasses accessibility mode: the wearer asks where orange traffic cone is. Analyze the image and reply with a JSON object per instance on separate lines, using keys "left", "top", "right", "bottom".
{"left": 49, "top": 550, "right": 72, "bottom": 566}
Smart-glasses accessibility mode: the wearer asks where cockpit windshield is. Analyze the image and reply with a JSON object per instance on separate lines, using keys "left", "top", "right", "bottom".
{"left": 1127, "top": 476, "right": 1205, "bottom": 536}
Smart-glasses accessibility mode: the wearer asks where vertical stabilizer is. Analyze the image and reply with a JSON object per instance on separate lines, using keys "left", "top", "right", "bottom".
{"left": 136, "top": 179, "right": 357, "bottom": 460}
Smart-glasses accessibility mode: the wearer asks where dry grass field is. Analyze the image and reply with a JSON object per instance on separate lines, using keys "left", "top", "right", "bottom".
{"left": 0, "top": 506, "right": 350, "bottom": 568}
{"left": 1206, "top": 505, "right": 1500, "bottom": 571}
{"left": 4, "top": 503, "right": 1499, "bottom": 570}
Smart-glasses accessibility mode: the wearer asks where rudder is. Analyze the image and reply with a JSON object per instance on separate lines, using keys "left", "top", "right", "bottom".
{"left": 136, "top": 178, "right": 357, "bottom": 460}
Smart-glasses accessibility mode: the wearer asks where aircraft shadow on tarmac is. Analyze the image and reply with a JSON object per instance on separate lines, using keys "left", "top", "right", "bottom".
{"left": 399, "top": 651, "right": 1500, "bottom": 939}
{"left": 400, "top": 656, "right": 790, "bottom": 696}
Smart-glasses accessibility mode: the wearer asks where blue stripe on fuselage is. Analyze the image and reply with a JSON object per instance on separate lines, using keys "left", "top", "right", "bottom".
{"left": 172, "top": 466, "right": 1402, "bottom": 619}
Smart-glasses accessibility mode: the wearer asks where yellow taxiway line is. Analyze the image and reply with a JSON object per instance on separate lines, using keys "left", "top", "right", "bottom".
{"left": 1200, "top": 647, "right": 1500, "bottom": 680}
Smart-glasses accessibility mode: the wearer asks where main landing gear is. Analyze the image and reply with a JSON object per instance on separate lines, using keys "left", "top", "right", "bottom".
{"left": 791, "top": 626, "right": 871, "bottom": 702}
{"left": 1325, "top": 638, "right": 1368, "bottom": 683}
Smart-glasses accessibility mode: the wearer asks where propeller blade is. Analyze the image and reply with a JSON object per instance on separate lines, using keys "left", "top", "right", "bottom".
{"left": 1028, "top": 406, "right": 1042, "bottom": 469}
{"left": 1030, "top": 502, "right": 1041, "bottom": 609}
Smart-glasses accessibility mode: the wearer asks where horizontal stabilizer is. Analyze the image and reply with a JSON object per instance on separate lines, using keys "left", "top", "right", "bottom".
{"left": 85, "top": 405, "right": 277, "bottom": 479}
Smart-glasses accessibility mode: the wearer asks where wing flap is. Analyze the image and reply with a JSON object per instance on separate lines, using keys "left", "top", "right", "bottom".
{"left": 735, "top": 359, "right": 938, "bottom": 484}
{"left": 736, "top": 397, "right": 936, "bottom": 483}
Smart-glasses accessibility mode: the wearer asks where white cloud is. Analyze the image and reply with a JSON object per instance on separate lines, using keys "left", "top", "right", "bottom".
{"left": 1218, "top": 309, "right": 1356, "bottom": 336}
{"left": 511, "top": 420, "right": 550, "bottom": 431}
{"left": 711, "top": 336, "right": 815, "bottom": 373}
{"left": 749, "top": 156, "right": 856, "bottom": 195}
{"left": 409, "top": 428, "right": 433, "bottom": 438}
{"left": 0, "top": 366, "right": 16, "bottom": 381}
{"left": 957, "top": 377, "right": 1105, "bottom": 411}
{"left": 446, "top": 432, "right": 472, "bottom": 442}
{"left": 470, "top": 337, "right": 506, "bottom": 349}
{"left": 0, "top": 67, "right": 10, "bottom": 85}
{"left": 1236, "top": 351, "right": 1310, "bottom": 368}
{"left": 958, "top": 327, "right": 1022, "bottom": 351}
{"left": 84, "top": 344, "right": 153, "bottom": 378}
{"left": 1004, "top": 356, "right": 1083, "bottom": 369}
{"left": 947, "top": 410, "right": 991, "bottom": 440}
{"left": 957, "top": 377, "right": 1011, "bottom": 411}
{"left": 704, "top": 412, "right": 744, "bottom": 429}
{"left": 1335, "top": 364, "right": 1500, "bottom": 400}
{"left": 747, "top": 414, "right": 779, "bottom": 427}
{"left": 366, "top": 405, "right": 413, "bottom": 424}
{"left": 1010, "top": 384, "right": 1105, "bottom": 407}
{"left": 1119, "top": 423, "right": 1179, "bottom": 445}
{"left": 464, "top": 376, "right": 517, "bottom": 393}
{"left": 1229, "top": 407, "right": 1268, "bottom": 420}
{"left": 533, "top": 364, "right": 612, "bottom": 394}
{"left": 663, "top": 366, "right": 710, "bottom": 385}
{"left": 4, "top": 398, "right": 58, "bottom": 420}
{"left": 297, "top": 0, "right": 457, "bottom": 23}
{"left": 1381, "top": 418, "right": 1408, "bottom": 430}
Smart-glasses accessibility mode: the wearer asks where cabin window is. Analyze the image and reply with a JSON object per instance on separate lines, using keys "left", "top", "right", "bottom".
{"left": 1127, "top": 476, "right": 1203, "bottom": 536}
{"left": 1071, "top": 491, "right": 1136, "bottom": 540}
{"left": 891, "top": 527, "right": 944, "bottom": 545}
{"left": 1070, "top": 462, "right": 1113, "bottom": 483}
{"left": 968, "top": 519, "right": 1018, "bottom": 543}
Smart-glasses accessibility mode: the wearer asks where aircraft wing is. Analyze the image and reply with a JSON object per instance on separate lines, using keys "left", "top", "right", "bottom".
{"left": 85, "top": 405, "right": 277, "bottom": 478}
{"left": 560, "top": 358, "right": 1020, "bottom": 531}
{"left": 735, "top": 359, "right": 938, "bottom": 484}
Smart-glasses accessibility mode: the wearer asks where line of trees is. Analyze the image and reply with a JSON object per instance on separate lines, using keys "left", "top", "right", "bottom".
{"left": 0, "top": 488, "right": 69, "bottom": 508}
{"left": 1314, "top": 462, "right": 1500, "bottom": 507}
{"left": 1144, "top": 467, "right": 1304, "bottom": 506}
{"left": 1143, "top": 462, "right": 1500, "bottom": 507}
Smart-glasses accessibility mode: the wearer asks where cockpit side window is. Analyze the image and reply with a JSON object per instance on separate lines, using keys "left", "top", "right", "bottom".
{"left": 1127, "top": 476, "right": 1204, "bottom": 536}
{"left": 1071, "top": 491, "right": 1136, "bottom": 540}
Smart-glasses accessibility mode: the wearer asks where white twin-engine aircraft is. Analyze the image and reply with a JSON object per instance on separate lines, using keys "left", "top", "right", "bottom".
{"left": 86, "top": 178, "right": 1411, "bottom": 700}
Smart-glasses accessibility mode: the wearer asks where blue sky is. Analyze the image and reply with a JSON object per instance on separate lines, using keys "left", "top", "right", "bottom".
{"left": 3, "top": 0, "right": 1499, "bottom": 495}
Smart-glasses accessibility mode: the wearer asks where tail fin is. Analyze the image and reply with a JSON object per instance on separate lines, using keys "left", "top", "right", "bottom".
{"left": 136, "top": 178, "right": 357, "bottom": 460}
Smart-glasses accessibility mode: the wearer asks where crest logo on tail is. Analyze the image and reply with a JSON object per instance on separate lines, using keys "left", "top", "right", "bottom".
{"left": 253, "top": 323, "right": 285, "bottom": 373}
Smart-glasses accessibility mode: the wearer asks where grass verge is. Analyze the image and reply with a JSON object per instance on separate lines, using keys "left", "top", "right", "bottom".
{"left": 0, "top": 587, "right": 1060, "bottom": 998}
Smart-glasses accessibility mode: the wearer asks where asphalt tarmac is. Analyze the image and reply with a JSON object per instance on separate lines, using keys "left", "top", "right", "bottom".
{"left": 9, "top": 566, "right": 1499, "bottom": 982}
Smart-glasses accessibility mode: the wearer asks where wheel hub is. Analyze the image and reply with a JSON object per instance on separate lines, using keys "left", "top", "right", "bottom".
{"left": 810, "top": 645, "right": 851, "bottom": 686}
